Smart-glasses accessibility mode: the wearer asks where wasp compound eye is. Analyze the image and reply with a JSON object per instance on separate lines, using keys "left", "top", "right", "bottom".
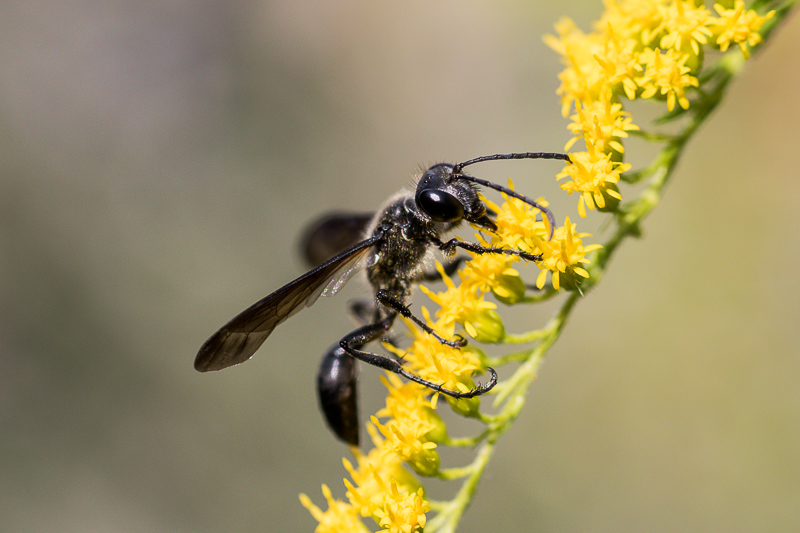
{"left": 416, "top": 189, "right": 464, "bottom": 222}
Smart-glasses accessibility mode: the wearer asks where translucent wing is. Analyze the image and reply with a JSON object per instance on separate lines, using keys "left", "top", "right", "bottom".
{"left": 195, "top": 234, "right": 382, "bottom": 372}
{"left": 301, "top": 212, "right": 374, "bottom": 266}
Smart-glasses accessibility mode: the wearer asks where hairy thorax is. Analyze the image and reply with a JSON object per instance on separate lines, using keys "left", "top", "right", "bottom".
{"left": 365, "top": 191, "right": 456, "bottom": 301}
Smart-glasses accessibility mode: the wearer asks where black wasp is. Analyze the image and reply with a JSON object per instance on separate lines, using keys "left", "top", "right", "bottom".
{"left": 195, "top": 152, "right": 570, "bottom": 445}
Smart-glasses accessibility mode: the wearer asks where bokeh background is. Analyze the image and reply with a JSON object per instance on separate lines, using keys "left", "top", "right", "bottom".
{"left": 2, "top": 1, "right": 798, "bottom": 531}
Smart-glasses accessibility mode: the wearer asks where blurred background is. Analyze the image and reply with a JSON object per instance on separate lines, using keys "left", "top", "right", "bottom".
{"left": 1, "top": 1, "right": 798, "bottom": 531}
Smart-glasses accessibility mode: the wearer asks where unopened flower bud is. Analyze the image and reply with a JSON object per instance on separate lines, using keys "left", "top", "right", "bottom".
{"left": 464, "top": 309, "right": 505, "bottom": 343}
{"left": 423, "top": 407, "right": 448, "bottom": 444}
{"left": 492, "top": 273, "right": 526, "bottom": 305}
{"left": 408, "top": 447, "right": 440, "bottom": 477}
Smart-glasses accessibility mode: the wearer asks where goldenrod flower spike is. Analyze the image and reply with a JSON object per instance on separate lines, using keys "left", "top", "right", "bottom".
{"left": 302, "top": 2, "right": 789, "bottom": 531}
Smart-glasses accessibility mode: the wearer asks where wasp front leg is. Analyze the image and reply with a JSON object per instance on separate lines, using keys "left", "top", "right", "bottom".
{"left": 432, "top": 236, "right": 543, "bottom": 262}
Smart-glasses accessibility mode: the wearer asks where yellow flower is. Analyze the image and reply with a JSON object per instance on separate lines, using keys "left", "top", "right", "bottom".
{"left": 484, "top": 183, "right": 550, "bottom": 252}
{"left": 392, "top": 319, "right": 484, "bottom": 396}
{"left": 557, "top": 146, "right": 628, "bottom": 218}
{"left": 376, "top": 375, "right": 449, "bottom": 443}
{"left": 370, "top": 375, "right": 445, "bottom": 475}
{"left": 299, "top": 485, "right": 369, "bottom": 533}
{"left": 461, "top": 249, "right": 519, "bottom": 296}
{"left": 636, "top": 47, "right": 699, "bottom": 110}
{"left": 544, "top": 18, "right": 608, "bottom": 116}
{"left": 374, "top": 483, "right": 430, "bottom": 533}
{"left": 592, "top": 25, "right": 642, "bottom": 100}
{"left": 597, "top": 0, "right": 668, "bottom": 45}
{"left": 534, "top": 217, "right": 602, "bottom": 291}
{"left": 419, "top": 267, "right": 494, "bottom": 327}
{"left": 657, "top": 0, "right": 713, "bottom": 56}
{"left": 565, "top": 92, "right": 640, "bottom": 154}
{"left": 371, "top": 415, "right": 440, "bottom": 476}
{"left": 375, "top": 375, "right": 430, "bottom": 424}
{"left": 712, "top": 1, "right": 774, "bottom": 59}
{"left": 343, "top": 437, "right": 419, "bottom": 519}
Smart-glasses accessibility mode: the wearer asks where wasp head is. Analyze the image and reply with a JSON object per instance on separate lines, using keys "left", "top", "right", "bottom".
{"left": 414, "top": 163, "right": 497, "bottom": 232}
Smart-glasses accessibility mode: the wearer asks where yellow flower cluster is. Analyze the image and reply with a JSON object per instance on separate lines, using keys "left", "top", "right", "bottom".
{"left": 545, "top": 0, "right": 773, "bottom": 216}
{"left": 301, "top": 181, "right": 602, "bottom": 533}
{"left": 533, "top": 217, "right": 602, "bottom": 291}
{"left": 713, "top": 1, "right": 774, "bottom": 58}
{"left": 299, "top": 484, "right": 369, "bottom": 533}
{"left": 371, "top": 375, "right": 445, "bottom": 476}
{"left": 302, "top": 2, "right": 773, "bottom": 531}
{"left": 300, "top": 424, "right": 428, "bottom": 533}
{"left": 478, "top": 187, "right": 599, "bottom": 296}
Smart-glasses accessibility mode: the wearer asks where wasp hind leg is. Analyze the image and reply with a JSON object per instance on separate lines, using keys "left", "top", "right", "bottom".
{"left": 340, "top": 300, "right": 497, "bottom": 399}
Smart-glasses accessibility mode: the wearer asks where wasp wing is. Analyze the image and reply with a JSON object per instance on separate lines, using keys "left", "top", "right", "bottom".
{"left": 301, "top": 212, "right": 374, "bottom": 266}
{"left": 195, "top": 234, "right": 382, "bottom": 372}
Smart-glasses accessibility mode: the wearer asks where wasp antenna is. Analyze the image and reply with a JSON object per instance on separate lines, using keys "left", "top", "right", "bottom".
{"left": 456, "top": 175, "right": 557, "bottom": 240}
{"left": 452, "top": 152, "right": 571, "bottom": 174}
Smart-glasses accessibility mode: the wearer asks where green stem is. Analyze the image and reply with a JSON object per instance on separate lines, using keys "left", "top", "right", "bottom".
{"left": 427, "top": 442, "right": 496, "bottom": 533}
{"left": 500, "top": 325, "right": 555, "bottom": 344}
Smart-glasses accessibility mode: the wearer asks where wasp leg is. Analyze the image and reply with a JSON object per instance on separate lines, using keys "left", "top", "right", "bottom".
{"left": 375, "top": 290, "right": 466, "bottom": 348}
{"left": 338, "top": 313, "right": 401, "bottom": 370}
{"left": 398, "top": 365, "right": 497, "bottom": 399}
{"left": 339, "top": 303, "right": 497, "bottom": 399}
{"left": 433, "top": 237, "right": 543, "bottom": 262}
